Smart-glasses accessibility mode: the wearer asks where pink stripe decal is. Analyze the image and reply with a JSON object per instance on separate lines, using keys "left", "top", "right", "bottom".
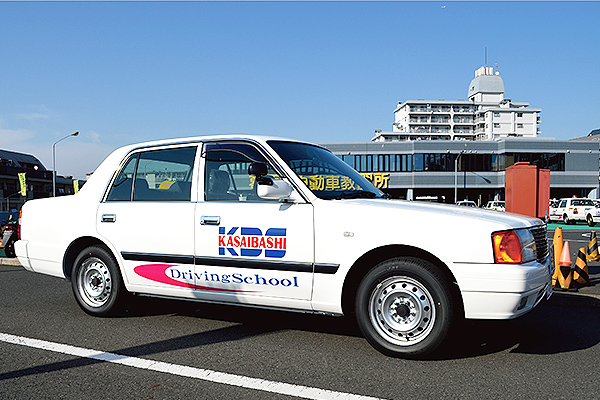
{"left": 133, "top": 264, "right": 258, "bottom": 293}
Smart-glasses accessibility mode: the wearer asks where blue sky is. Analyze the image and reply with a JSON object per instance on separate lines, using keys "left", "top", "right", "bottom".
{"left": 1, "top": 1, "right": 599, "bottom": 179}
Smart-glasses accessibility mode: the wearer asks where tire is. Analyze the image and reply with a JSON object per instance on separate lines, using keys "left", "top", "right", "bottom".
{"left": 563, "top": 214, "right": 571, "bottom": 225}
{"left": 355, "top": 257, "right": 455, "bottom": 358}
{"left": 587, "top": 214, "right": 596, "bottom": 227}
{"left": 71, "top": 245, "right": 128, "bottom": 316}
{"left": 4, "top": 242, "right": 16, "bottom": 258}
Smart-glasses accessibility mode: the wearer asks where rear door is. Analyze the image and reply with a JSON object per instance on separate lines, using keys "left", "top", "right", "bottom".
{"left": 96, "top": 144, "right": 200, "bottom": 298}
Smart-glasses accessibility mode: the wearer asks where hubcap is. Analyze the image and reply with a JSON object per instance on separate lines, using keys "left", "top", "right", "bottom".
{"left": 369, "top": 276, "right": 436, "bottom": 346}
{"left": 77, "top": 257, "right": 112, "bottom": 308}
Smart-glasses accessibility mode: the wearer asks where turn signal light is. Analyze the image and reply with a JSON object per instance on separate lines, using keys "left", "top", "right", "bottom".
{"left": 493, "top": 230, "right": 523, "bottom": 264}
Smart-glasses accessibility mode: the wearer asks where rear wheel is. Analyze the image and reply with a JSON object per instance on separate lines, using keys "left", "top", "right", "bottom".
{"left": 71, "top": 245, "right": 128, "bottom": 316}
{"left": 355, "top": 257, "right": 455, "bottom": 358}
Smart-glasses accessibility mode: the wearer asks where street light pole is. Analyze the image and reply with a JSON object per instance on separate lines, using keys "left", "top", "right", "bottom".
{"left": 52, "top": 132, "right": 79, "bottom": 197}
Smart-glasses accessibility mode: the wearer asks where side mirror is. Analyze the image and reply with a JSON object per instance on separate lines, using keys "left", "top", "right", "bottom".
{"left": 257, "top": 179, "right": 294, "bottom": 200}
{"left": 249, "top": 162, "right": 295, "bottom": 200}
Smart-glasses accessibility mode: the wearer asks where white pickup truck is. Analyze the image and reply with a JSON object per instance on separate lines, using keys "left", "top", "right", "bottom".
{"left": 548, "top": 197, "right": 600, "bottom": 226}
{"left": 15, "top": 135, "right": 552, "bottom": 358}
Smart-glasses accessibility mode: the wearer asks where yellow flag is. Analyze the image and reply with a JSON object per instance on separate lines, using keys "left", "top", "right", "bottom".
{"left": 74, "top": 180, "right": 80, "bottom": 194}
{"left": 18, "top": 173, "right": 26, "bottom": 197}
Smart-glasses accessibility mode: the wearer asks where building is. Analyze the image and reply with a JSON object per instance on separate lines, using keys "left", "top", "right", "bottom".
{"left": 321, "top": 66, "right": 599, "bottom": 205}
{"left": 377, "top": 66, "right": 541, "bottom": 142}
{"left": 323, "top": 138, "right": 599, "bottom": 204}
{"left": 0, "top": 149, "right": 81, "bottom": 213}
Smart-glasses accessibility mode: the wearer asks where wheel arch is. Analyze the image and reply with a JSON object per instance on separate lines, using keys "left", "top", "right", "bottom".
{"left": 63, "top": 237, "right": 115, "bottom": 280}
{"left": 341, "top": 245, "right": 464, "bottom": 318}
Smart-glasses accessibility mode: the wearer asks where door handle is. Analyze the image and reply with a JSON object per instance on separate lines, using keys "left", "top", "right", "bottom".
{"left": 101, "top": 214, "right": 117, "bottom": 223}
{"left": 200, "top": 216, "right": 221, "bottom": 226}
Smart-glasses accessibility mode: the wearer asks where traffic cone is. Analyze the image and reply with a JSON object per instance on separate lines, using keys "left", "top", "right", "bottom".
{"left": 573, "top": 247, "right": 590, "bottom": 287}
{"left": 587, "top": 231, "right": 599, "bottom": 262}
{"left": 552, "top": 227, "right": 563, "bottom": 287}
{"left": 557, "top": 241, "right": 573, "bottom": 290}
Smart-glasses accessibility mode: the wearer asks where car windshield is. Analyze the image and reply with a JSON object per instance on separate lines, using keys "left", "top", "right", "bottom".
{"left": 268, "top": 140, "right": 384, "bottom": 200}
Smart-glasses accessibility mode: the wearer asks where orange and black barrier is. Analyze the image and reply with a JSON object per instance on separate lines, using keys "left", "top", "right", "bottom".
{"left": 556, "top": 241, "right": 573, "bottom": 290}
{"left": 587, "top": 230, "right": 599, "bottom": 262}
{"left": 573, "top": 247, "right": 590, "bottom": 287}
{"left": 552, "top": 227, "right": 563, "bottom": 287}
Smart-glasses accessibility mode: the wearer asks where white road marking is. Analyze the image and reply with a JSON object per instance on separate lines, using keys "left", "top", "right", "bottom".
{"left": 0, "top": 332, "right": 385, "bottom": 400}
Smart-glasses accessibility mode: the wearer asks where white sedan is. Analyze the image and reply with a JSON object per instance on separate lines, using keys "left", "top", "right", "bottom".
{"left": 15, "top": 135, "right": 552, "bottom": 358}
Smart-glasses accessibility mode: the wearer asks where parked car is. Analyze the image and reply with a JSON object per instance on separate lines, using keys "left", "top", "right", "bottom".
{"left": 484, "top": 201, "right": 505, "bottom": 212}
{"left": 455, "top": 200, "right": 477, "bottom": 207}
{"left": 548, "top": 197, "right": 600, "bottom": 226}
{"left": 16, "top": 135, "right": 552, "bottom": 358}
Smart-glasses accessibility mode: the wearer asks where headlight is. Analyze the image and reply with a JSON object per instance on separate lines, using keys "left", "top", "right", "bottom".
{"left": 492, "top": 229, "right": 536, "bottom": 264}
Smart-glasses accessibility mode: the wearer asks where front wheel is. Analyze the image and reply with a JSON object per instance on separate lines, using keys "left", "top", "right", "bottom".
{"left": 355, "top": 257, "right": 455, "bottom": 358}
{"left": 587, "top": 215, "right": 596, "bottom": 227}
{"left": 71, "top": 245, "right": 128, "bottom": 316}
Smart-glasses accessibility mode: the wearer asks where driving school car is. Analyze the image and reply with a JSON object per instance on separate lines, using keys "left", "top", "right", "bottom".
{"left": 15, "top": 135, "right": 552, "bottom": 358}
{"left": 548, "top": 197, "right": 600, "bottom": 226}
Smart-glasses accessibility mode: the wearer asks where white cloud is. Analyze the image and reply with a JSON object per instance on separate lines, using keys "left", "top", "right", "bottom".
{"left": 0, "top": 129, "right": 36, "bottom": 148}
{"left": 15, "top": 105, "right": 54, "bottom": 122}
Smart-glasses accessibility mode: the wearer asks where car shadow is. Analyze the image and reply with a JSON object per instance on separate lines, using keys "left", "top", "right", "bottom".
{"left": 122, "top": 295, "right": 363, "bottom": 338}
{"left": 431, "top": 294, "right": 600, "bottom": 360}
{"left": 120, "top": 293, "right": 599, "bottom": 360}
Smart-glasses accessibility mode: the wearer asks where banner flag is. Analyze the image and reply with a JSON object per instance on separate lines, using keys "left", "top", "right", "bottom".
{"left": 18, "top": 173, "right": 26, "bottom": 197}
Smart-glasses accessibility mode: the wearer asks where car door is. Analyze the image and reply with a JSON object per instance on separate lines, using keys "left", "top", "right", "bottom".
{"left": 192, "top": 140, "right": 315, "bottom": 308}
{"left": 557, "top": 199, "right": 567, "bottom": 222}
{"left": 96, "top": 144, "right": 200, "bottom": 298}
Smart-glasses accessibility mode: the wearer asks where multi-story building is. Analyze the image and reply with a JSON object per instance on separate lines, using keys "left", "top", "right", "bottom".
{"left": 321, "top": 66, "right": 598, "bottom": 204}
{"left": 377, "top": 66, "right": 541, "bottom": 142}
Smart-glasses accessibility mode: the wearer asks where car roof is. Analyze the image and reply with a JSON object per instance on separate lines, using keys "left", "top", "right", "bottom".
{"left": 116, "top": 134, "right": 319, "bottom": 154}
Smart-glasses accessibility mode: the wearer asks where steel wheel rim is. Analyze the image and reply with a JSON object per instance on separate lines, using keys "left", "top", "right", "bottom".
{"left": 77, "top": 257, "right": 112, "bottom": 308}
{"left": 368, "top": 276, "right": 436, "bottom": 346}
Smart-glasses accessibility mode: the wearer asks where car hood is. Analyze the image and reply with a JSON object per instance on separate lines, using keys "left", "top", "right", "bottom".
{"left": 329, "top": 198, "right": 543, "bottom": 230}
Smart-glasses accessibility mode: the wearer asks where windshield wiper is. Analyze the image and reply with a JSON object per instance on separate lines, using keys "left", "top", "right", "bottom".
{"left": 337, "top": 190, "right": 379, "bottom": 200}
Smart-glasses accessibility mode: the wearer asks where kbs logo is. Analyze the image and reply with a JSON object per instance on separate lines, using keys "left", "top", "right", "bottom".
{"left": 218, "top": 227, "right": 286, "bottom": 258}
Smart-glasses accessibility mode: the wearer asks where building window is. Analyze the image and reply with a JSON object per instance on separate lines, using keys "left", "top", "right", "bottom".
{"left": 517, "top": 124, "right": 523, "bottom": 129}
{"left": 414, "top": 154, "right": 424, "bottom": 172}
{"left": 517, "top": 113, "right": 523, "bottom": 118}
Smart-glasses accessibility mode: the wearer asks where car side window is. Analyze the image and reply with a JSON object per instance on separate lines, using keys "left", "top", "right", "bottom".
{"left": 203, "top": 142, "right": 278, "bottom": 202}
{"left": 559, "top": 200, "right": 567, "bottom": 208}
{"left": 106, "top": 146, "right": 197, "bottom": 202}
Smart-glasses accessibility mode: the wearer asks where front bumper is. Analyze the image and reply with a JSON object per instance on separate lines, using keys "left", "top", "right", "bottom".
{"left": 453, "top": 253, "right": 553, "bottom": 320}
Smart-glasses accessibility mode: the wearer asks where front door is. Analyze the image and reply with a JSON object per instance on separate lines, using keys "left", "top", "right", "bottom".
{"left": 192, "top": 141, "right": 315, "bottom": 308}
